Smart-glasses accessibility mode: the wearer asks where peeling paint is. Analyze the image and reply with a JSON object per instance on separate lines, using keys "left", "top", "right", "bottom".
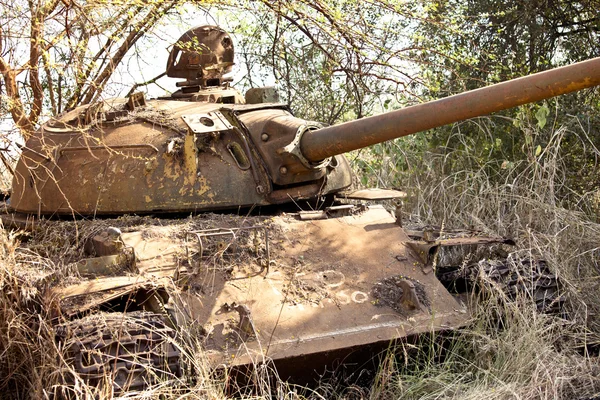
{"left": 196, "top": 176, "right": 210, "bottom": 197}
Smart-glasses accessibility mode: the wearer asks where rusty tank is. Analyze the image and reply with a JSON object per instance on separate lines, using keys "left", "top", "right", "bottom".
{"left": 4, "top": 25, "right": 600, "bottom": 393}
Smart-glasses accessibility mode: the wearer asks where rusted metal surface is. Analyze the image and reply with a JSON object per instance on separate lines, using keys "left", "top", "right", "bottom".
{"left": 10, "top": 103, "right": 269, "bottom": 214}
{"left": 245, "top": 86, "right": 280, "bottom": 104}
{"left": 193, "top": 206, "right": 468, "bottom": 365}
{"left": 8, "top": 98, "right": 354, "bottom": 215}
{"left": 236, "top": 108, "right": 331, "bottom": 186}
{"left": 181, "top": 111, "right": 233, "bottom": 133}
{"left": 57, "top": 312, "right": 181, "bottom": 392}
{"left": 84, "top": 227, "right": 125, "bottom": 257}
{"left": 184, "top": 225, "right": 271, "bottom": 275}
{"left": 74, "top": 253, "right": 134, "bottom": 278}
{"left": 407, "top": 236, "right": 514, "bottom": 265}
{"left": 0, "top": 210, "right": 37, "bottom": 230}
{"left": 53, "top": 277, "right": 165, "bottom": 317}
{"left": 50, "top": 207, "right": 469, "bottom": 367}
{"left": 437, "top": 257, "right": 564, "bottom": 313}
{"left": 301, "top": 57, "right": 600, "bottom": 162}
{"left": 166, "top": 25, "right": 234, "bottom": 86}
{"left": 342, "top": 188, "right": 407, "bottom": 200}
{"left": 298, "top": 205, "right": 355, "bottom": 220}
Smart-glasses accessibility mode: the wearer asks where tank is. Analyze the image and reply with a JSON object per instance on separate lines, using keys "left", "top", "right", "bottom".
{"left": 4, "top": 25, "right": 600, "bottom": 393}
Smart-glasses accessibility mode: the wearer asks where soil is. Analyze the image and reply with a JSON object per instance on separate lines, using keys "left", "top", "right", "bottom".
{"left": 371, "top": 275, "right": 431, "bottom": 314}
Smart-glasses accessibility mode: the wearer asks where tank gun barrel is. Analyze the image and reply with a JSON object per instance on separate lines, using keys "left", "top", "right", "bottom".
{"left": 300, "top": 57, "right": 600, "bottom": 162}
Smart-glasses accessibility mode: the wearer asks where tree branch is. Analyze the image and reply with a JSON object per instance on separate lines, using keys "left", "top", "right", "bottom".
{"left": 81, "top": 1, "right": 176, "bottom": 105}
{"left": 0, "top": 56, "right": 35, "bottom": 137}
{"left": 27, "top": 0, "right": 44, "bottom": 125}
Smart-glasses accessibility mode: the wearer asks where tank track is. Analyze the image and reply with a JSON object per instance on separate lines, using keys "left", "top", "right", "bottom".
{"left": 56, "top": 311, "right": 181, "bottom": 393}
{"left": 437, "top": 256, "right": 564, "bottom": 314}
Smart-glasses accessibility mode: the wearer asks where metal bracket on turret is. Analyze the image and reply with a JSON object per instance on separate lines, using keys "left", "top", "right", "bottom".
{"left": 182, "top": 111, "right": 233, "bottom": 134}
{"left": 280, "top": 125, "right": 331, "bottom": 170}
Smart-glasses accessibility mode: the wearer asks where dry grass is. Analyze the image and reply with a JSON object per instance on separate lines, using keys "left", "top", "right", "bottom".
{"left": 354, "top": 114, "right": 600, "bottom": 399}
{"left": 367, "top": 300, "right": 600, "bottom": 399}
{"left": 0, "top": 229, "right": 63, "bottom": 399}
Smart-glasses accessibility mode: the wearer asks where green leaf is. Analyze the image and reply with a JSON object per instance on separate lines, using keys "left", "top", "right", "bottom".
{"left": 535, "top": 104, "right": 550, "bottom": 129}
{"left": 535, "top": 145, "right": 542, "bottom": 157}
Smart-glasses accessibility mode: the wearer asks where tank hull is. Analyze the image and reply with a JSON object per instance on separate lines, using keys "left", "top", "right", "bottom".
{"left": 51, "top": 206, "right": 468, "bottom": 370}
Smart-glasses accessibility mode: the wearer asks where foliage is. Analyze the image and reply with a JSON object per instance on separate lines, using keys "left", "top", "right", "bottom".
{"left": 383, "top": 0, "right": 600, "bottom": 206}
{"left": 0, "top": 0, "right": 182, "bottom": 138}
{"left": 228, "top": 0, "right": 423, "bottom": 123}
{"left": 226, "top": 1, "right": 600, "bottom": 211}
{"left": 410, "top": 0, "right": 600, "bottom": 92}
{"left": 3, "top": 0, "right": 597, "bottom": 138}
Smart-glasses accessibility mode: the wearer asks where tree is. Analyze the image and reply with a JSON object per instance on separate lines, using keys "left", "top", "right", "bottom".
{"left": 410, "top": 0, "right": 600, "bottom": 92}
{"left": 404, "top": 0, "right": 600, "bottom": 210}
{"left": 0, "top": 0, "right": 179, "bottom": 140}
{"left": 229, "top": 0, "right": 456, "bottom": 123}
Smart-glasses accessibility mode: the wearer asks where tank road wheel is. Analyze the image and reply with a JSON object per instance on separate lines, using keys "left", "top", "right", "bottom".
{"left": 437, "top": 256, "right": 564, "bottom": 314}
{"left": 56, "top": 311, "right": 181, "bottom": 394}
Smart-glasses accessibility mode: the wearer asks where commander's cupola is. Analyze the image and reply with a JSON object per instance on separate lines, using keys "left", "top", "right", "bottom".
{"left": 165, "top": 25, "right": 243, "bottom": 104}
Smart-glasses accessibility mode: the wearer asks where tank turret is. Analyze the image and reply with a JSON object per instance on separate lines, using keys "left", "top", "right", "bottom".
{"left": 7, "top": 26, "right": 600, "bottom": 217}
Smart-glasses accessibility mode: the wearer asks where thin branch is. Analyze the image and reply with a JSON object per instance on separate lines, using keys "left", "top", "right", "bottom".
{"left": 81, "top": 1, "right": 176, "bottom": 105}
{"left": 126, "top": 71, "right": 166, "bottom": 97}
{"left": 67, "top": 4, "right": 144, "bottom": 107}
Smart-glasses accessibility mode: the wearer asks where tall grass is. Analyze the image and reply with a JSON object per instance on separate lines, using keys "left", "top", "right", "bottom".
{"left": 355, "top": 113, "right": 600, "bottom": 399}
{"left": 0, "top": 230, "right": 63, "bottom": 398}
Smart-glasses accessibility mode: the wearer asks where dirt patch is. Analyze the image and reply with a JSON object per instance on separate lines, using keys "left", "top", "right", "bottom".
{"left": 371, "top": 275, "right": 431, "bottom": 314}
{"left": 25, "top": 214, "right": 282, "bottom": 266}
{"left": 282, "top": 272, "right": 338, "bottom": 306}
